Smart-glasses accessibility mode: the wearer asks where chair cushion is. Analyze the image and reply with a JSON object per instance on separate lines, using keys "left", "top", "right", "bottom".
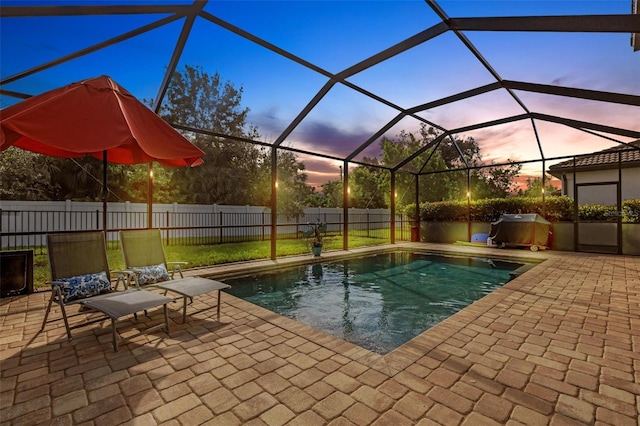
{"left": 59, "top": 271, "right": 112, "bottom": 302}
{"left": 134, "top": 263, "right": 170, "bottom": 285}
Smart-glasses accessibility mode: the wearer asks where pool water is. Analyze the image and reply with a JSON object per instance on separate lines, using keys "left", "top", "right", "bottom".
{"left": 224, "top": 251, "right": 526, "bottom": 354}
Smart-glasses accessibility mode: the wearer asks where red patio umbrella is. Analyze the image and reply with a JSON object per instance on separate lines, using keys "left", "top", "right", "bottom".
{"left": 0, "top": 75, "right": 205, "bottom": 231}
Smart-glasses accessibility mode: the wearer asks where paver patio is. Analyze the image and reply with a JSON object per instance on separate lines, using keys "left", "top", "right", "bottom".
{"left": 1, "top": 243, "right": 638, "bottom": 425}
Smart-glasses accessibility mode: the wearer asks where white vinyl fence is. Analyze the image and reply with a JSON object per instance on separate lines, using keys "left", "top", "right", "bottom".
{"left": 1, "top": 200, "right": 399, "bottom": 250}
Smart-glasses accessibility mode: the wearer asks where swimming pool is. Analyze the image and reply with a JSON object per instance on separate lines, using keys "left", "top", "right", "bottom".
{"left": 224, "top": 251, "right": 528, "bottom": 354}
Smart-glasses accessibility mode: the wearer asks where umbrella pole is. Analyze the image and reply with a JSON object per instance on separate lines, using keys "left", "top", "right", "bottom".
{"left": 148, "top": 163, "right": 153, "bottom": 229}
{"left": 102, "top": 150, "right": 108, "bottom": 234}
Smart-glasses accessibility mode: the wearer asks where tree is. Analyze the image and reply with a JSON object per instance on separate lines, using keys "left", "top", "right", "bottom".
{"left": 304, "top": 189, "right": 326, "bottom": 208}
{"left": 158, "top": 65, "right": 309, "bottom": 209}
{"left": 349, "top": 161, "right": 387, "bottom": 208}
{"left": 471, "top": 161, "right": 522, "bottom": 199}
{"left": 0, "top": 148, "right": 58, "bottom": 200}
{"left": 43, "top": 157, "right": 175, "bottom": 203}
{"left": 118, "top": 164, "right": 186, "bottom": 204}
{"left": 517, "top": 175, "right": 560, "bottom": 198}
{"left": 252, "top": 149, "right": 314, "bottom": 217}
{"left": 439, "top": 135, "right": 482, "bottom": 168}
{"left": 0, "top": 149, "right": 125, "bottom": 202}
{"left": 329, "top": 124, "right": 460, "bottom": 209}
{"left": 335, "top": 124, "right": 525, "bottom": 209}
{"left": 157, "top": 65, "right": 263, "bottom": 205}
{"left": 379, "top": 124, "right": 458, "bottom": 206}
{"left": 320, "top": 180, "right": 344, "bottom": 208}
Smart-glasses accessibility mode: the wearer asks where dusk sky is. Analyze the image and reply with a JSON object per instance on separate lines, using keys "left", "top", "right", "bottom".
{"left": 1, "top": 0, "right": 638, "bottom": 189}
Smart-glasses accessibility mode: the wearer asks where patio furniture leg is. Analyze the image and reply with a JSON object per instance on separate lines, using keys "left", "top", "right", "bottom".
{"left": 151, "top": 277, "right": 230, "bottom": 324}
{"left": 164, "top": 305, "right": 169, "bottom": 332}
{"left": 42, "top": 287, "right": 74, "bottom": 340}
{"left": 181, "top": 297, "right": 191, "bottom": 324}
{"left": 53, "top": 290, "right": 77, "bottom": 341}
{"left": 41, "top": 293, "right": 54, "bottom": 331}
{"left": 182, "top": 298, "right": 187, "bottom": 323}
{"left": 112, "top": 318, "right": 118, "bottom": 352}
{"left": 60, "top": 305, "right": 73, "bottom": 340}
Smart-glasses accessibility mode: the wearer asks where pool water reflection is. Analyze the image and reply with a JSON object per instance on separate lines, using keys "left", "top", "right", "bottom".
{"left": 225, "top": 251, "right": 526, "bottom": 354}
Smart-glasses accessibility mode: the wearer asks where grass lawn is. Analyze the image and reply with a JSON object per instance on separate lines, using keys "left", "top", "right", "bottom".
{"left": 31, "top": 234, "right": 392, "bottom": 289}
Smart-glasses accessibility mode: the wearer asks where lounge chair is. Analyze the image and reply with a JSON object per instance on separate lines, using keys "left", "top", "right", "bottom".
{"left": 119, "top": 229, "right": 230, "bottom": 323}
{"left": 41, "top": 231, "right": 172, "bottom": 351}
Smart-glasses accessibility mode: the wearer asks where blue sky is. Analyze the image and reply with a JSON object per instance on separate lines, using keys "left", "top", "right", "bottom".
{"left": 1, "top": 0, "right": 639, "bottom": 188}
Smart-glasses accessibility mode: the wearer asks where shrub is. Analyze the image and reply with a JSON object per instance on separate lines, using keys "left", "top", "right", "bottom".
{"left": 543, "top": 196, "right": 574, "bottom": 222}
{"left": 416, "top": 200, "right": 468, "bottom": 222}
{"left": 408, "top": 196, "right": 639, "bottom": 223}
{"left": 623, "top": 199, "right": 640, "bottom": 224}
{"left": 414, "top": 195, "right": 574, "bottom": 222}
{"left": 576, "top": 200, "right": 640, "bottom": 223}
{"left": 578, "top": 204, "right": 617, "bottom": 221}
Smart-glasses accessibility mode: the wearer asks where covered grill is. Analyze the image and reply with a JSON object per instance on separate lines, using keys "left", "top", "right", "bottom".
{"left": 489, "top": 214, "right": 551, "bottom": 251}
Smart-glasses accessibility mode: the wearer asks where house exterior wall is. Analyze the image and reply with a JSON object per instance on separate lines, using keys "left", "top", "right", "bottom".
{"left": 559, "top": 168, "right": 640, "bottom": 204}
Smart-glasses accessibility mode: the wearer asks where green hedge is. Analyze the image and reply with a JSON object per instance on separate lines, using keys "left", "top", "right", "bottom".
{"left": 408, "top": 196, "right": 640, "bottom": 224}
{"left": 622, "top": 199, "right": 640, "bottom": 223}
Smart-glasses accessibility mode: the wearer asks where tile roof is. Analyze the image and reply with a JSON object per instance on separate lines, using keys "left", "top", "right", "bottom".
{"left": 548, "top": 140, "right": 640, "bottom": 173}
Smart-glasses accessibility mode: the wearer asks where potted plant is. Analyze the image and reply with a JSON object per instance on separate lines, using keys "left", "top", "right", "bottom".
{"left": 308, "top": 221, "right": 324, "bottom": 257}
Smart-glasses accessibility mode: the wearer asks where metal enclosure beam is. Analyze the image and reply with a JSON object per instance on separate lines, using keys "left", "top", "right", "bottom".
{"left": 504, "top": 81, "right": 640, "bottom": 106}
{"left": 449, "top": 15, "right": 640, "bottom": 33}
{"left": 342, "top": 161, "right": 349, "bottom": 250}
{"left": 0, "top": 4, "right": 194, "bottom": 17}
{"left": 390, "top": 172, "right": 396, "bottom": 244}
{"left": 271, "top": 148, "right": 278, "bottom": 260}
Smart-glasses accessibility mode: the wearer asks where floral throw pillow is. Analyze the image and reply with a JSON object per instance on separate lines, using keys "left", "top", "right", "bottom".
{"left": 59, "top": 271, "right": 112, "bottom": 302}
{"left": 134, "top": 263, "right": 170, "bottom": 285}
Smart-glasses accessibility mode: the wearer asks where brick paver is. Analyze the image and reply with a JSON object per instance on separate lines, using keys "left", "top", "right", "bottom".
{"left": 1, "top": 244, "right": 639, "bottom": 425}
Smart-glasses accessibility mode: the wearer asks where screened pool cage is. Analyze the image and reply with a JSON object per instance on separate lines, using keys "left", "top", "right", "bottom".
{"left": 1, "top": 1, "right": 639, "bottom": 259}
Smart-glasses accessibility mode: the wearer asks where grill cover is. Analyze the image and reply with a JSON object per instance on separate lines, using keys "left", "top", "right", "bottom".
{"left": 489, "top": 214, "right": 551, "bottom": 247}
